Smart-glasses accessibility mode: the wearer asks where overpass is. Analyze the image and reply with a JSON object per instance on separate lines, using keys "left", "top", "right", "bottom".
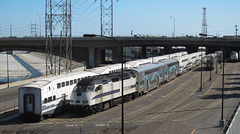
{"left": 1, "top": 36, "right": 240, "bottom": 67}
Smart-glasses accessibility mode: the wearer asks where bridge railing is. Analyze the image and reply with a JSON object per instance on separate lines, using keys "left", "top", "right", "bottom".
{"left": 224, "top": 101, "right": 240, "bottom": 134}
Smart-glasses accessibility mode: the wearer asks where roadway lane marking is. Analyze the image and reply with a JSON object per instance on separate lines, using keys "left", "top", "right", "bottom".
{"left": 173, "top": 63, "right": 236, "bottom": 121}
{"left": 150, "top": 65, "right": 226, "bottom": 120}
{"left": 109, "top": 70, "right": 201, "bottom": 123}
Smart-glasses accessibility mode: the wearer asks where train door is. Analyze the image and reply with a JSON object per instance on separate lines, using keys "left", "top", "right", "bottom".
{"left": 24, "top": 94, "right": 34, "bottom": 113}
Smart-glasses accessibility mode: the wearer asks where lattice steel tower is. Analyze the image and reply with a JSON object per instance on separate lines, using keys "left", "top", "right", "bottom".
{"left": 101, "top": 0, "right": 115, "bottom": 37}
{"left": 45, "top": 0, "right": 72, "bottom": 75}
{"left": 201, "top": 7, "right": 207, "bottom": 35}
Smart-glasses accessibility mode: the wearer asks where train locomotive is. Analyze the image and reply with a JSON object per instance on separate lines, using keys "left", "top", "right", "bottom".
{"left": 70, "top": 59, "right": 179, "bottom": 113}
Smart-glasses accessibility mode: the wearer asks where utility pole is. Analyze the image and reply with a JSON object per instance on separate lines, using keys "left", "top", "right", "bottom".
{"left": 235, "top": 25, "right": 238, "bottom": 38}
{"left": 10, "top": 24, "right": 12, "bottom": 37}
{"left": 45, "top": 0, "right": 72, "bottom": 75}
{"left": 37, "top": 14, "right": 41, "bottom": 37}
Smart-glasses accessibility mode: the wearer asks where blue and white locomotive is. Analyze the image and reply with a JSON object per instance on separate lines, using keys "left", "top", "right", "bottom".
{"left": 70, "top": 59, "right": 179, "bottom": 113}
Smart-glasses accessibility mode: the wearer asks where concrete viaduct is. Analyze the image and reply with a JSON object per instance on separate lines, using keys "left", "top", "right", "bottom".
{"left": 1, "top": 36, "right": 240, "bottom": 68}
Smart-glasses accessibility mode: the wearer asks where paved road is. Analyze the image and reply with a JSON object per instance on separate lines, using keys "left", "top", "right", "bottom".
{"left": 0, "top": 62, "right": 240, "bottom": 134}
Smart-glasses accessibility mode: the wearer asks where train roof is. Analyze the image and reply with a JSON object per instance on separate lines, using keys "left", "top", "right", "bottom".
{"left": 130, "top": 62, "right": 165, "bottom": 72}
{"left": 22, "top": 71, "right": 97, "bottom": 88}
{"left": 78, "top": 71, "right": 134, "bottom": 85}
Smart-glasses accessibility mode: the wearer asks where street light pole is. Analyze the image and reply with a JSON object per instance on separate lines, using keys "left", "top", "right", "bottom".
{"left": 83, "top": 34, "right": 125, "bottom": 133}
{"left": 200, "top": 47, "right": 203, "bottom": 91}
{"left": 220, "top": 39, "right": 225, "bottom": 127}
{"left": 170, "top": 16, "right": 175, "bottom": 37}
{"left": 37, "top": 14, "right": 41, "bottom": 37}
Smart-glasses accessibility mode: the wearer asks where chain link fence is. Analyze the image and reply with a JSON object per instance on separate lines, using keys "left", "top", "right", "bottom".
{"left": 224, "top": 102, "right": 240, "bottom": 134}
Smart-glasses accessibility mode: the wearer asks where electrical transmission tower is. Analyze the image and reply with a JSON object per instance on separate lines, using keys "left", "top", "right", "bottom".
{"left": 30, "top": 22, "right": 38, "bottom": 37}
{"left": 201, "top": 7, "right": 207, "bottom": 36}
{"left": 100, "top": 0, "right": 118, "bottom": 37}
{"left": 45, "top": 0, "right": 72, "bottom": 75}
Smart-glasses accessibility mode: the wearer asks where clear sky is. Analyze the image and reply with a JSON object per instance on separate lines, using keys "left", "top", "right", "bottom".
{"left": 0, "top": 0, "right": 239, "bottom": 37}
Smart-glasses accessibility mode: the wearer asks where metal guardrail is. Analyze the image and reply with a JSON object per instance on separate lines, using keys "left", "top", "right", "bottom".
{"left": 224, "top": 101, "right": 240, "bottom": 134}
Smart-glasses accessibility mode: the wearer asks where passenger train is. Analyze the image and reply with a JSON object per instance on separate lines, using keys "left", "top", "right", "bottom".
{"left": 202, "top": 51, "right": 222, "bottom": 70}
{"left": 230, "top": 51, "right": 238, "bottom": 61}
{"left": 69, "top": 52, "right": 205, "bottom": 114}
{"left": 19, "top": 51, "right": 208, "bottom": 121}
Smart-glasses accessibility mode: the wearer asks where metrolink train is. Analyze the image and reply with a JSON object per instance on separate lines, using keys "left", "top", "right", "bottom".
{"left": 202, "top": 51, "right": 223, "bottom": 70}
{"left": 70, "top": 52, "right": 206, "bottom": 114}
{"left": 70, "top": 59, "right": 179, "bottom": 113}
{"left": 18, "top": 51, "right": 206, "bottom": 121}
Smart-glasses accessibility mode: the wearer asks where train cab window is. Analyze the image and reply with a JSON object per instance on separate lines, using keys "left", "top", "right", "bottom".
{"left": 62, "top": 82, "right": 65, "bottom": 87}
{"left": 70, "top": 80, "right": 73, "bottom": 85}
{"left": 66, "top": 81, "right": 69, "bottom": 86}
{"left": 95, "top": 86, "right": 99, "bottom": 92}
{"left": 123, "top": 73, "right": 130, "bottom": 80}
{"left": 111, "top": 78, "right": 119, "bottom": 82}
{"left": 57, "top": 83, "right": 61, "bottom": 89}
{"left": 53, "top": 95, "right": 56, "bottom": 100}
{"left": 74, "top": 79, "right": 77, "bottom": 84}
{"left": 48, "top": 97, "right": 52, "bottom": 102}
{"left": 44, "top": 98, "right": 47, "bottom": 103}
{"left": 130, "top": 72, "right": 136, "bottom": 78}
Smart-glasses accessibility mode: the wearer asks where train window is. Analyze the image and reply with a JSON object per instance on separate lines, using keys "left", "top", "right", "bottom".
{"left": 44, "top": 98, "right": 47, "bottom": 103}
{"left": 74, "top": 79, "right": 77, "bottom": 84}
{"left": 29, "top": 96, "right": 33, "bottom": 104}
{"left": 70, "top": 80, "right": 73, "bottom": 85}
{"left": 95, "top": 86, "right": 100, "bottom": 92}
{"left": 62, "top": 82, "right": 65, "bottom": 87}
{"left": 49, "top": 87, "right": 51, "bottom": 91}
{"left": 53, "top": 95, "right": 56, "bottom": 100}
{"left": 130, "top": 72, "right": 136, "bottom": 78}
{"left": 57, "top": 83, "right": 61, "bottom": 89}
{"left": 66, "top": 81, "right": 69, "bottom": 86}
{"left": 182, "top": 59, "right": 188, "bottom": 62}
{"left": 48, "top": 97, "right": 52, "bottom": 102}
{"left": 78, "top": 78, "right": 81, "bottom": 82}
{"left": 123, "top": 73, "right": 130, "bottom": 80}
{"left": 111, "top": 78, "right": 119, "bottom": 82}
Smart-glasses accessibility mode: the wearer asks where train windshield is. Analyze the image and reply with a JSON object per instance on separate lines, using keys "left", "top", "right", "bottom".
{"left": 73, "top": 84, "right": 95, "bottom": 92}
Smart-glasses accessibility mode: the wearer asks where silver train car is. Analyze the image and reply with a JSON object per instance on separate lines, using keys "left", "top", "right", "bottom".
{"left": 70, "top": 59, "right": 179, "bottom": 113}
{"left": 203, "top": 52, "right": 222, "bottom": 70}
{"left": 18, "top": 71, "right": 97, "bottom": 121}
{"left": 230, "top": 51, "right": 238, "bottom": 61}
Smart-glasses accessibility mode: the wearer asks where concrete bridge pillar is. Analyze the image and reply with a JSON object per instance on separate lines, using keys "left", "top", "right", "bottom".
{"left": 89, "top": 47, "right": 96, "bottom": 68}
{"left": 164, "top": 45, "right": 172, "bottom": 55}
{"left": 112, "top": 46, "right": 121, "bottom": 63}
{"left": 142, "top": 46, "right": 147, "bottom": 59}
